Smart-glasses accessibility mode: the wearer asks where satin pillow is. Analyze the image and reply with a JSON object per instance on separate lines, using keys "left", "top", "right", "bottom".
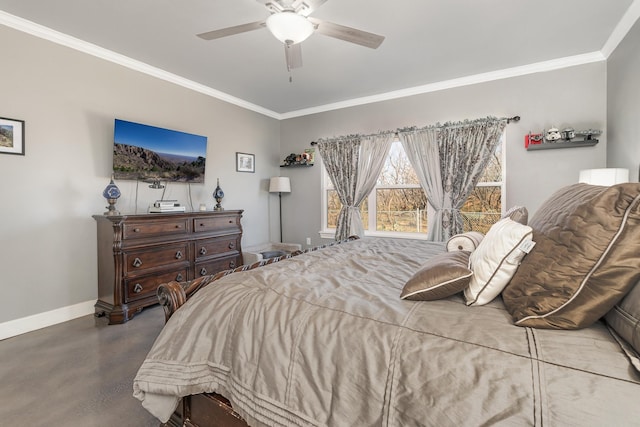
{"left": 401, "top": 251, "right": 472, "bottom": 301}
{"left": 503, "top": 183, "right": 640, "bottom": 329}
{"left": 464, "top": 218, "right": 533, "bottom": 306}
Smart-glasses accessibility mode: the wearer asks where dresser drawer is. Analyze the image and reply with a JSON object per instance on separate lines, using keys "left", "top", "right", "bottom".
{"left": 123, "top": 218, "right": 189, "bottom": 239}
{"left": 123, "top": 243, "right": 189, "bottom": 274}
{"left": 125, "top": 268, "right": 188, "bottom": 302}
{"left": 195, "top": 236, "right": 240, "bottom": 261}
{"left": 194, "top": 216, "right": 240, "bottom": 233}
{"left": 195, "top": 256, "right": 239, "bottom": 278}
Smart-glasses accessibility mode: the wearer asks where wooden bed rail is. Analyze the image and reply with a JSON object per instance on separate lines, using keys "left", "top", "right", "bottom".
{"left": 157, "top": 236, "right": 359, "bottom": 322}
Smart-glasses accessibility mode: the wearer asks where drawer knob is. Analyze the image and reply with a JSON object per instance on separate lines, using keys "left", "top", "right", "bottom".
{"left": 229, "top": 261, "right": 236, "bottom": 268}
{"left": 176, "top": 273, "right": 184, "bottom": 282}
{"left": 175, "top": 251, "right": 183, "bottom": 259}
{"left": 200, "top": 247, "right": 207, "bottom": 255}
{"left": 200, "top": 268, "right": 207, "bottom": 276}
{"left": 228, "top": 242, "right": 235, "bottom": 249}
{"left": 132, "top": 258, "right": 143, "bottom": 268}
{"left": 133, "top": 283, "right": 143, "bottom": 293}
{"left": 175, "top": 225, "right": 181, "bottom": 229}
{"left": 133, "top": 228, "right": 140, "bottom": 233}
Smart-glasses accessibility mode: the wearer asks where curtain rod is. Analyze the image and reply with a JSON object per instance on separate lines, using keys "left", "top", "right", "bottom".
{"left": 310, "top": 115, "right": 520, "bottom": 146}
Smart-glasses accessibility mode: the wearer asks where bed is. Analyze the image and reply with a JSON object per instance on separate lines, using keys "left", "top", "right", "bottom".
{"left": 134, "top": 183, "right": 640, "bottom": 426}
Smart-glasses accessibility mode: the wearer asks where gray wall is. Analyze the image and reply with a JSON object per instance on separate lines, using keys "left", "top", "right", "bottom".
{"left": 4, "top": 17, "right": 634, "bottom": 328}
{"left": 607, "top": 17, "right": 640, "bottom": 178}
{"left": 0, "top": 25, "right": 280, "bottom": 324}
{"left": 280, "top": 63, "right": 608, "bottom": 248}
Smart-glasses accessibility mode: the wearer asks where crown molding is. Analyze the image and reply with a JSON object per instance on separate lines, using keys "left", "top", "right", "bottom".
{"left": 0, "top": 10, "right": 281, "bottom": 119}
{"left": 0, "top": 9, "right": 623, "bottom": 121}
{"left": 280, "top": 52, "right": 606, "bottom": 119}
{"left": 601, "top": 0, "right": 640, "bottom": 58}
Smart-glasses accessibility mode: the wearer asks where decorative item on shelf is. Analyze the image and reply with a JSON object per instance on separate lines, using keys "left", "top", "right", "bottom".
{"left": 213, "top": 178, "right": 224, "bottom": 211}
{"left": 281, "top": 149, "right": 315, "bottom": 167}
{"left": 102, "top": 174, "right": 121, "bottom": 216}
{"left": 575, "top": 129, "right": 603, "bottom": 140}
{"left": 524, "top": 132, "right": 543, "bottom": 148}
{"left": 561, "top": 128, "right": 576, "bottom": 141}
{"left": 544, "top": 128, "right": 562, "bottom": 142}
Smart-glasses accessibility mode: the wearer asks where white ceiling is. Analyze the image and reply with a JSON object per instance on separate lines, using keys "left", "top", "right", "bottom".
{"left": 0, "top": 0, "right": 638, "bottom": 118}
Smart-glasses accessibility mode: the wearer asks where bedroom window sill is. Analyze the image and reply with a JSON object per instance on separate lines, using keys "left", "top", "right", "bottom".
{"left": 319, "top": 230, "right": 430, "bottom": 241}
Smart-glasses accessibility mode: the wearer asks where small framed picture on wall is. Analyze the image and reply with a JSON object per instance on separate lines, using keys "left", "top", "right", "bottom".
{"left": 0, "top": 117, "right": 25, "bottom": 156}
{"left": 236, "top": 152, "right": 255, "bottom": 173}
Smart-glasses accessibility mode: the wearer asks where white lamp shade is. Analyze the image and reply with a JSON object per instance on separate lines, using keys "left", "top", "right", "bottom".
{"left": 266, "top": 12, "right": 314, "bottom": 44}
{"left": 578, "top": 168, "right": 629, "bottom": 186}
{"left": 269, "top": 176, "right": 291, "bottom": 193}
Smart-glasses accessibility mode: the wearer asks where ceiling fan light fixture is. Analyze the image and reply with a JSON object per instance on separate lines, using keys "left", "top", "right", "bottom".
{"left": 266, "top": 11, "right": 314, "bottom": 44}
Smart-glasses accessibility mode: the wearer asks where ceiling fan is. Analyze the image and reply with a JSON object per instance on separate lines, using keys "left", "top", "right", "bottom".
{"left": 197, "top": 0, "right": 385, "bottom": 72}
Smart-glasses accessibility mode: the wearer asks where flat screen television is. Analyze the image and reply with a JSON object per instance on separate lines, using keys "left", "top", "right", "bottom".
{"left": 113, "top": 119, "right": 207, "bottom": 183}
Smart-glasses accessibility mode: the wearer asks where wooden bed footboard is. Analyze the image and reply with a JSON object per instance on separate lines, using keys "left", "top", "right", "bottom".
{"left": 155, "top": 237, "right": 359, "bottom": 427}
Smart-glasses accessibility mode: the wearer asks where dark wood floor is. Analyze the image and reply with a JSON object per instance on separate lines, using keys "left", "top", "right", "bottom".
{"left": 0, "top": 305, "right": 166, "bottom": 426}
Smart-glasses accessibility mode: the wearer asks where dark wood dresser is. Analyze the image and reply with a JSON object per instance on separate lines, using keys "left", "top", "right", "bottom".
{"left": 93, "top": 210, "right": 243, "bottom": 324}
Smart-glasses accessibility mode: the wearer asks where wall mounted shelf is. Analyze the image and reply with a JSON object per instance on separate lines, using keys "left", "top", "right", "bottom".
{"left": 280, "top": 163, "right": 314, "bottom": 167}
{"left": 526, "top": 139, "right": 599, "bottom": 151}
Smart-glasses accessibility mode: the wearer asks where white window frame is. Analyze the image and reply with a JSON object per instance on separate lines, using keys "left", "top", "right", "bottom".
{"left": 319, "top": 132, "right": 506, "bottom": 239}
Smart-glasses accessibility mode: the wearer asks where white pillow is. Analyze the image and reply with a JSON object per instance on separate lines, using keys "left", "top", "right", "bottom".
{"left": 446, "top": 231, "right": 484, "bottom": 252}
{"left": 464, "top": 218, "right": 533, "bottom": 306}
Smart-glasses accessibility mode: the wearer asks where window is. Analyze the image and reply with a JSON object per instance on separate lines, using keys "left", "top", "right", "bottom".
{"left": 321, "top": 135, "right": 504, "bottom": 238}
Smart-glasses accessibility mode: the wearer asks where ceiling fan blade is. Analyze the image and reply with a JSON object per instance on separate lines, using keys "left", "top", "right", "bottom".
{"left": 284, "top": 42, "right": 303, "bottom": 71}
{"left": 197, "top": 21, "right": 265, "bottom": 41}
{"left": 308, "top": 18, "right": 385, "bottom": 49}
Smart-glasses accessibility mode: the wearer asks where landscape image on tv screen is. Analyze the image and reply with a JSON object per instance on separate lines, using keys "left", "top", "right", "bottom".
{"left": 113, "top": 119, "right": 207, "bottom": 183}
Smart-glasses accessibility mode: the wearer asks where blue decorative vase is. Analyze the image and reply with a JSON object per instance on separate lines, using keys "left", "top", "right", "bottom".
{"left": 103, "top": 175, "right": 121, "bottom": 215}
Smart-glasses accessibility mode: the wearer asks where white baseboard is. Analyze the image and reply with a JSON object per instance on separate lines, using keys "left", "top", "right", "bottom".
{"left": 0, "top": 300, "right": 95, "bottom": 341}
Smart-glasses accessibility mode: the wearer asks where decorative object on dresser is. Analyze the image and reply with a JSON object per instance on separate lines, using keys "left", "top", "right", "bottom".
{"left": 102, "top": 174, "right": 121, "bottom": 216}
{"left": 268, "top": 176, "right": 291, "bottom": 242}
{"left": 93, "top": 210, "right": 243, "bottom": 324}
{"left": 213, "top": 178, "right": 225, "bottom": 211}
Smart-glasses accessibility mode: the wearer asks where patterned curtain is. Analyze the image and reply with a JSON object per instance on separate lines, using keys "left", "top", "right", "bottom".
{"left": 318, "top": 134, "right": 393, "bottom": 240}
{"left": 398, "top": 128, "right": 443, "bottom": 241}
{"left": 318, "top": 116, "right": 507, "bottom": 242}
{"left": 317, "top": 137, "right": 361, "bottom": 241}
{"left": 352, "top": 134, "right": 394, "bottom": 237}
{"left": 437, "top": 118, "right": 507, "bottom": 240}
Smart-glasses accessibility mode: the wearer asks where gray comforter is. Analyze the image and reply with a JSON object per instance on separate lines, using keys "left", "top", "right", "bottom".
{"left": 134, "top": 237, "right": 640, "bottom": 426}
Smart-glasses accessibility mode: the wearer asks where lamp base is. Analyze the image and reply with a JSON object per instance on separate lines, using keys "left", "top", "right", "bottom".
{"left": 104, "top": 199, "right": 120, "bottom": 216}
{"left": 214, "top": 197, "right": 224, "bottom": 211}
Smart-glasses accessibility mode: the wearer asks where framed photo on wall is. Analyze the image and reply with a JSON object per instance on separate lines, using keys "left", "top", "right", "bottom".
{"left": 0, "top": 117, "right": 25, "bottom": 156}
{"left": 236, "top": 152, "right": 255, "bottom": 173}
